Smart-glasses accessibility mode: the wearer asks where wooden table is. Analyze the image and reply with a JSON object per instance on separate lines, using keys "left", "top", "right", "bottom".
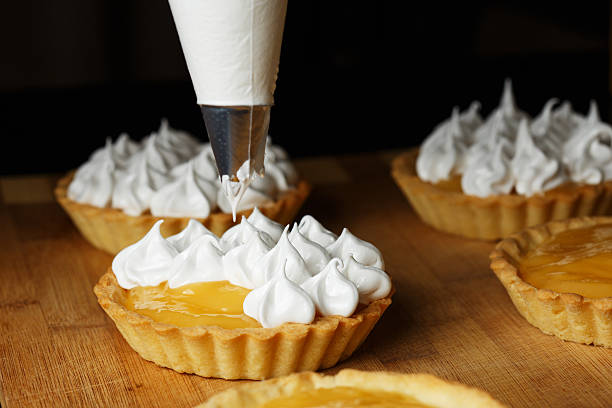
{"left": 1, "top": 151, "right": 611, "bottom": 408}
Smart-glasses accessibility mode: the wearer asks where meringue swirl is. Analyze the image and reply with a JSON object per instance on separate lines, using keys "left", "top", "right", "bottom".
{"left": 68, "top": 121, "right": 299, "bottom": 218}
{"left": 416, "top": 103, "right": 482, "bottom": 183}
{"left": 563, "top": 102, "right": 612, "bottom": 184}
{"left": 111, "top": 212, "right": 392, "bottom": 328}
{"left": 417, "top": 80, "right": 610, "bottom": 197}
{"left": 512, "top": 119, "right": 567, "bottom": 196}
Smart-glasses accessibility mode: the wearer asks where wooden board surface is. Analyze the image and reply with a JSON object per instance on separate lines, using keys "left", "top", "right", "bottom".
{"left": 1, "top": 151, "right": 611, "bottom": 408}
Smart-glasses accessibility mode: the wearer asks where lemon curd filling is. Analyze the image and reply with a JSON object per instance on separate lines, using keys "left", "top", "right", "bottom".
{"left": 124, "top": 280, "right": 261, "bottom": 329}
{"left": 433, "top": 176, "right": 583, "bottom": 196}
{"left": 258, "top": 387, "right": 433, "bottom": 408}
{"left": 433, "top": 175, "right": 462, "bottom": 192}
{"left": 519, "top": 224, "right": 612, "bottom": 298}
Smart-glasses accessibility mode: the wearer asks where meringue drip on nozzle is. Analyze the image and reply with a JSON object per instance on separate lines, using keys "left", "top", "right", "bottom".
{"left": 221, "top": 160, "right": 257, "bottom": 222}
{"left": 202, "top": 105, "right": 270, "bottom": 221}
{"left": 201, "top": 105, "right": 268, "bottom": 174}
{"left": 168, "top": 0, "right": 288, "bottom": 219}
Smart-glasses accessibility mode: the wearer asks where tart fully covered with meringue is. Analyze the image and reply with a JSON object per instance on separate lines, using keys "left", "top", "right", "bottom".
{"left": 391, "top": 80, "right": 612, "bottom": 240}
{"left": 55, "top": 120, "right": 310, "bottom": 254}
{"left": 197, "top": 369, "right": 506, "bottom": 408}
{"left": 94, "top": 210, "right": 393, "bottom": 379}
{"left": 490, "top": 216, "right": 612, "bottom": 347}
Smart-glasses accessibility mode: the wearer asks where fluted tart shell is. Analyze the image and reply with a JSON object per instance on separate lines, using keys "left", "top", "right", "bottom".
{"left": 94, "top": 270, "right": 393, "bottom": 380}
{"left": 55, "top": 171, "right": 311, "bottom": 255}
{"left": 391, "top": 148, "right": 612, "bottom": 240}
{"left": 490, "top": 216, "right": 612, "bottom": 347}
{"left": 196, "top": 369, "right": 507, "bottom": 408}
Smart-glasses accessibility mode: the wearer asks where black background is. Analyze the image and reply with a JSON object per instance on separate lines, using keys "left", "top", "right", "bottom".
{"left": 0, "top": 1, "right": 609, "bottom": 175}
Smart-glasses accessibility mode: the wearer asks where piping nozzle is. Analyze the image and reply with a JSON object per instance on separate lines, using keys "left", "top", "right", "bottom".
{"left": 201, "top": 105, "right": 271, "bottom": 180}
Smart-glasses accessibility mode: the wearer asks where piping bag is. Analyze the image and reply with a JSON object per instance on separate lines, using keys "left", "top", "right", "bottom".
{"left": 168, "top": 0, "right": 288, "bottom": 220}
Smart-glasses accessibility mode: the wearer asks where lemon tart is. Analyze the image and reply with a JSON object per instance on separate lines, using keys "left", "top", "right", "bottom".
{"left": 392, "top": 82, "right": 612, "bottom": 240}
{"left": 56, "top": 172, "right": 310, "bottom": 255}
{"left": 490, "top": 216, "right": 612, "bottom": 347}
{"left": 55, "top": 125, "right": 311, "bottom": 255}
{"left": 392, "top": 149, "right": 612, "bottom": 240}
{"left": 94, "top": 213, "right": 393, "bottom": 379}
{"left": 196, "top": 369, "right": 506, "bottom": 408}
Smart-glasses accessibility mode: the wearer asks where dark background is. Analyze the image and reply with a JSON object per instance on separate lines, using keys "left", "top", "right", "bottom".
{"left": 0, "top": 1, "right": 609, "bottom": 175}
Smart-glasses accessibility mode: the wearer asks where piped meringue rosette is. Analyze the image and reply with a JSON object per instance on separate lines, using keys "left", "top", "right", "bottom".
{"left": 94, "top": 211, "right": 393, "bottom": 379}
{"left": 392, "top": 80, "right": 612, "bottom": 240}
{"left": 55, "top": 119, "right": 310, "bottom": 254}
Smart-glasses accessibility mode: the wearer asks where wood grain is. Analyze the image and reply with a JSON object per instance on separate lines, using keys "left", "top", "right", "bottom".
{"left": 1, "top": 153, "right": 611, "bottom": 407}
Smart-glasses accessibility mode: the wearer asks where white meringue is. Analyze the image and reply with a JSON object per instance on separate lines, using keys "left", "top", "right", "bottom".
{"left": 461, "top": 136, "right": 514, "bottom": 198}
{"left": 243, "top": 267, "right": 315, "bottom": 328}
{"left": 216, "top": 183, "right": 272, "bottom": 214}
{"left": 222, "top": 228, "right": 272, "bottom": 289}
{"left": 112, "top": 156, "right": 173, "bottom": 216}
{"left": 288, "top": 223, "right": 331, "bottom": 274}
{"left": 67, "top": 148, "right": 115, "bottom": 208}
{"left": 156, "top": 118, "right": 200, "bottom": 161}
{"left": 473, "top": 79, "right": 527, "bottom": 145}
{"left": 140, "top": 133, "right": 185, "bottom": 175}
{"left": 342, "top": 256, "right": 392, "bottom": 304}
{"left": 564, "top": 102, "right": 612, "bottom": 184}
{"left": 111, "top": 213, "right": 391, "bottom": 329}
{"left": 150, "top": 161, "right": 218, "bottom": 218}
{"left": 251, "top": 226, "right": 311, "bottom": 287}
{"left": 416, "top": 103, "right": 482, "bottom": 183}
{"left": 298, "top": 215, "right": 338, "bottom": 247}
{"left": 112, "top": 133, "right": 141, "bottom": 160}
{"left": 326, "top": 228, "right": 384, "bottom": 269}
{"left": 170, "top": 144, "right": 219, "bottom": 181}
{"left": 167, "top": 235, "right": 225, "bottom": 288}
{"left": 68, "top": 123, "right": 300, "bottom": 218}
{"left": 111, "top": 170, "right": 155, "bottom": 217}
{"left": 219, "top": 216, "right": 275, "bottom": 253}
{"left": 416, "top": 80, "right": 612, "bottom": 197}
{"left": 552, "top": 101, "right": 586, "bottom": 139}
{"left": 112, "top": 220, "right": 178, "bottom": 289}
{"left": 88, "top": 134, "right": 140, "bottom": 166}
{"left": 512, "top": 119, "right": 567, "bottom": 196}
{"left": 247, "top": 207, "right": 284, "bottom": 242}
{"left": 166, "top": 219, "right": 217, "bottom": 252}
{"left": 301, "top": 258, "right": 358, "bottom": 317}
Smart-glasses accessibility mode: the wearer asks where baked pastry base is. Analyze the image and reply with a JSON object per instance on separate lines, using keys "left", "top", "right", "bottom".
{"left": 391, "top": 149, "right": 612, "bottom": 240}
{"left": 94, "top": 271, "right": 392, "bottom": 380}
{"left": 490, "top": 216, "right": 612, "bottom": 347}
{"left": 196, "top": 369, "right": 506, "bottom": 408}
{"left": 55, "top": 171, "right": 311, "bottom": 254}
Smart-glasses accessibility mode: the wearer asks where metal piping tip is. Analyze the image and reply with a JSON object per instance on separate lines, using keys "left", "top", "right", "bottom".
{"left": 201, "top": 105, "right": 270, "bottom": 180}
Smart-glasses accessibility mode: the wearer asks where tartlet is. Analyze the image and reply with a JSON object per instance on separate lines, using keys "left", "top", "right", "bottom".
{"left": 392, "top": 148, "right": 612, "bottom": 240}
{"left": 55, "top": 172, "right": 311, "bottom": 254}
{"left": 490, "top": 216, "right": 612, "bottom": 347}
{"left": 196, "top": 369, "right": 506, "bottom": 408}
{"left": 94, "top": 271, "right": 392, "bottom": 380}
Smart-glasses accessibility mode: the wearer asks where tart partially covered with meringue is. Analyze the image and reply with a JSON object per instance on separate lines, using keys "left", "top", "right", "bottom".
{"left": 55, "top": 119, "right": 310, "bottom": 254}
{"left": 94, "top": 210, "right": 393, "bottom": 379}
{"left": 392, "top": 80, "right": 612, "bottom": 240}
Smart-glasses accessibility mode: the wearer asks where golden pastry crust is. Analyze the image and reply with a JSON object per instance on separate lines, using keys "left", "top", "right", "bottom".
{"left": 490, "top": 216, "right": 612, "bottom": 347}
{"left": 391, "top": 148, "right": 612, "bottom": 240}
{"left": 94, "top": 271, "right": 393, "bottom": 380}
{"left": 55, "top": 171, "right": 311, "bottom": 254}
{"left": 196, "top": 369, "right": 507, "bottom": 408}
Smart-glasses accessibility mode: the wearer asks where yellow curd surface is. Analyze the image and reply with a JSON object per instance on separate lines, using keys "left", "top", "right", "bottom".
{"left": 519, "top": 224, "right": 612, "bottom": 298}
{"left": 259, "top": 386, "right": 433, "bottom": 408}
{"left": 432, "top": 176, "right": 591, "bottom": 197}
{"left": 124, "top": 280, "right": 260, "bottom": 329}
{"left": 432, "top": 175, "right": 462, "bottom": 192}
